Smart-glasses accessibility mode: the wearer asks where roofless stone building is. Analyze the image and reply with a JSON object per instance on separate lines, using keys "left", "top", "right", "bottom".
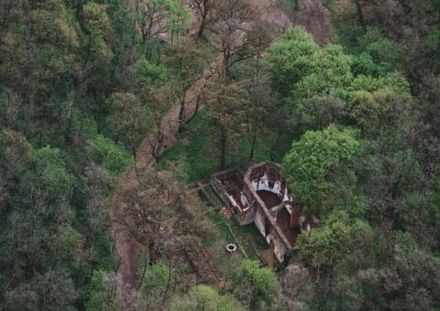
{"left": 211, "top": 162, "right": 316, "bottom": 263}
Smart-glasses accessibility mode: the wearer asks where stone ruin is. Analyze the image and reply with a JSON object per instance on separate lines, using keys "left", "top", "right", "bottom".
{"left": 210, "top": 161, "right": 318, "bottom": 263}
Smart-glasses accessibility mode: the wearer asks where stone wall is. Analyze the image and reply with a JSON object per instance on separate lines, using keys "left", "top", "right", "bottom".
{"left": 243, "top": 162, "right": 293, "bottom": 263}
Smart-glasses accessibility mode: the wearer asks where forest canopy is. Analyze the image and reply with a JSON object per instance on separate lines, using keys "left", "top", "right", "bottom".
{"left": 0, "top": 0, "right": 439, "bottom": 310}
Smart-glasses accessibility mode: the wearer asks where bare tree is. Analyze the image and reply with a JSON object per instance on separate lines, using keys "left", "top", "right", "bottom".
{"left": 246, "top": 20, "right": 273, "bottom": 84}
{"left": 191, "top": 0, "right": 211, "bottom": 39}
{"left": 207, "top": 0, "right": 256, "bottom": 81}
{"left": 163, "top": 38, "right": 209, "bottom": 132}
{"left": 123, "top": 167, "right": 215, "bottom": 261}
{"left": 134, "top": 0, "right": 167, "bottom": 43}
{"left": 142, "top": 84, "right": 177, "bottom": 163}
{"left": 134, "top": 0, "right": 189, "bottom": 44}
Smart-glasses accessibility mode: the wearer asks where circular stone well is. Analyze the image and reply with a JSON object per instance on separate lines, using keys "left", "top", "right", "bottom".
{"left": 225, "top": 243, "right": 237, "bottom": 253}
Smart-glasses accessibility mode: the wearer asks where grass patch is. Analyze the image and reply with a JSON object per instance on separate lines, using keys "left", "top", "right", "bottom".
{"left": 198, "top": 186, "right": 267, "bottom": 262}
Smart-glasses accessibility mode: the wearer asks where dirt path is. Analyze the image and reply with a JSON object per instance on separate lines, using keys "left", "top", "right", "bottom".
{"left": 111, "top": 1, "right": 331, "bottom": 309}
{"left": 111, "top": 56, "right": 222, "bottom": 310}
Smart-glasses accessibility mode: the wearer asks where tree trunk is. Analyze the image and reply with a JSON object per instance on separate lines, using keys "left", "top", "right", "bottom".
{"left": 255, "top": 48, "right": 261, "bottom": 85}
{"left": 353, "top": 0, "right": 366, "bottom": 31}
{"left": 151, "top": 131, "right": 163, "bottom": 164}
{"left": 178, "top": 96, "right": 185, "bottom": 133}
{"left": 185, "top": 93, "right": 201, "bottom": 124}
{"left": 270, "top": 132, "right": 281, "bottom": 161}
{"left": 84, "top": 34, "right": 92, "bottom": 68}
{"left": 194, "top": 93, "right": 200, "bottom": 117}
{"left": 249, "top": 133, "right": 257, "bottom": 162}
{"left": 223, "top": 47, "right": 231, "bottom": 82}
{"left": 163, "top": 257, "right": 173, "bottom": 301}
{"left": 197, "top": 17, "right": 207, "bottom": 39}
{"left": 219, "top": 128, "right": 226, "bottom": 170}
{"left": 136, "top": 251, "right": 148, "bottom": 290}
{"left": 96, "top": 94, "right": 102, "bottom": 133}
{"left": 197, "top": 0, "right": 209, "bottom": 39}
{"left": 133, "top": 147, "right": 140, "bottom": 181}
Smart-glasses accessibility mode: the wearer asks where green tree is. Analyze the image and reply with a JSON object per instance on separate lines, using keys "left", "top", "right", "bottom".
{"left": 359, "top": 139, "right": 423, "bottom": 230}
{"left": 268, "top": 27, "right": 352, "bottom": 130}
{"left": 135, "top": 57, "right": 171, "bottom": 86}
{"left": 83, "top": 2, "right": 112, "bottom": 36}
{"left": 283, "top": 125, "right": 360, "bottom": 215}
{"left": 297, "top": 211, "right": 355, "bottom": 273}
{"left": 86, "top": 270, "right": 120, "bottom": 311}
{"left": 0, "top": 132, "right": 79, "bottom": 310}
{"left": 80, "top": 2, "right": 114, "bottom": 132}
{"left": 82, "top": 2, "right": 113, "bottom": 69}
{"left": 267, "top": 26, "right": 319, "bottom": 96}
{"left": 0, "top": 0, "right": 79, "bottom": 143}
{"left": 308, "top": 230, "right": 440, "bottom": 310}
{"left": 168, "top": 285, "right": 243, "bottom": 311}
{"left": 86, "top": 134, "right": 134, "bottom": 175}
{"left": 229, "top": 259, "right": 280, "bottom": 310}
{"left": 347, "top": 72, "right": 412, "bottom": 136}
{"left": 293, "top": 44, "right": 352, "bottom": 97}
{"left": 165, "top": 0, "right": 190, "bottom": 44}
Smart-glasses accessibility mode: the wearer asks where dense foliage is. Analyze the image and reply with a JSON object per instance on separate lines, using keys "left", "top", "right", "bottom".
{"left": 0, "top": 0, "right": 196, "bottom": 309}
{"left": 272, "top": 1, "right": 440, "bottom": 308}
{"left": 1, "top": 0, "right": 439, "bottom": 310}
